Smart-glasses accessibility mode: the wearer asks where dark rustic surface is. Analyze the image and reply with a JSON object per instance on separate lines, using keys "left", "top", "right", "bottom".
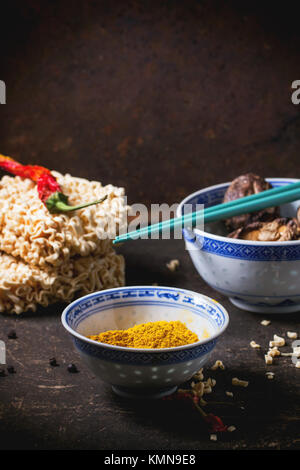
{"left": 0, "top": 239, "right": 300, "bottom": 450}
{"left": 0, "top": 0, "right": 300, "bottom": 450}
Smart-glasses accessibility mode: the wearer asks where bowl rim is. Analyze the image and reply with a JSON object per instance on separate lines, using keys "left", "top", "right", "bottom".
{"left": 176, "top": 177, "right": 300, "bottom": 246}
{"left": 61, "top": 285, "right": 229, "bottom": 353}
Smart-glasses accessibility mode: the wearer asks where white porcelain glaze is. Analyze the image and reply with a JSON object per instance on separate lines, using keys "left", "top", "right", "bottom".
{"left": 177, "top": 178, "right": 300, "bottom": 314}
{"left": 62, "top": 286, "right": 229, "bottom": 398}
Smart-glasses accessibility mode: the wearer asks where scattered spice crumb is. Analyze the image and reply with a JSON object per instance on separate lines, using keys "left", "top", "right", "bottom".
{"left": 266, "top": 372, "right": 275, "bottom": 380}
{"left": 268, "top": 346, "right": 280, "bottom": 358}
{"left": 166, "top": 259, "right": 180, "bottom": 272}
{"left": 264, "top": 354, "right": 273, "bottom": 365}
{"left": 261, "top": 320, "right": 271, "bottom": 326}
{"left": 193, "top": 368, "right": 204, "bottom": 381}
{"left": 232, "top": 377, "right": 249, "bottom": 388}
{"left": 7, "top": 330, "right": 17, "bottom": 339}
{"left": 189, "top": 381, "right": 204, "bottom": 398}
{"left": 269, "top": 334, "right": 285, "bottom": 348}
{"left": 210, "top": 378, "right": 217, "bottom": 387}
{"left": 287, "top": 332, "right": 298, "bottom": 339}
{"left": 211, "top": 360, "right": 225, "bottom": 370}
{"left": 227, "top": 425, "right": 236, "bottom": 432}
{"left": 250, "top": 340, "right": 260, "bottom": 349}
{"left": 67, "top": 363, "right": 79, "bottom": 373}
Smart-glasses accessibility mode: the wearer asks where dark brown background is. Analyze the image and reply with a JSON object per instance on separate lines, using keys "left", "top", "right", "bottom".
{"left": 0, "top": 0, "right": 299, "bottom": 451}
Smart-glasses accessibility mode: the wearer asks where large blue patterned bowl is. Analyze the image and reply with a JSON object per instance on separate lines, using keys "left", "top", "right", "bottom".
{"left": 177, "top": 178, "right": 300, "bottom": 314}
{"left": 61, "top": 286, "right": 229, "bottom": 398}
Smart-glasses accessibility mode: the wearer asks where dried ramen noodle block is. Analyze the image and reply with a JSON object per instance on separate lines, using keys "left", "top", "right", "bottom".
{"left": 0, "top": 172, "right": 129, "bottom": 267}
{"left": 0, "top": 251, "right": 125, "bottom": 314}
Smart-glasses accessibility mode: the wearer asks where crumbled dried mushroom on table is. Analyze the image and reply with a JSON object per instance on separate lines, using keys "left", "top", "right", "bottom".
{"left": 166, "top": 259, "right": 180, "bottom": 272}
{"left": 251, "top": 326, "right": 300, "bottom": 368}
{"left": 210, "top": 360, "right": 225, "bottom": 371}
{"left": 261, "top": 320, "right": 271, "bottom": 326}
{"left": 232, "top": 377, "right": 249, "bottom": 388}
{"left": 266, "top": 372, "right": 275, "bottom": 380}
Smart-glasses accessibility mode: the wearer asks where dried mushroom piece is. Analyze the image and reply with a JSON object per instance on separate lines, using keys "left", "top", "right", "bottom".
{"left": 223, "top": 173, "right": 279, "bottom": 230}
{"left": 229, "top": 218, "right": 300, "bottom": 242}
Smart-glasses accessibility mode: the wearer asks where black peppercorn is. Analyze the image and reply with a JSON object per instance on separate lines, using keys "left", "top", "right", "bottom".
{"left": 7, "top": 330, "right": 17, "bottom": 339}
{"left": 7, "top": 366, "right": 16, "bottom": 374}
{"left": 49, "top": 357, "right": 59, "bottom": 367}
{"left": 67, "top": 363, "right": 78, "bottom": 373}
{"left": 0, "top": 368, "right": 6, "bottom": 377}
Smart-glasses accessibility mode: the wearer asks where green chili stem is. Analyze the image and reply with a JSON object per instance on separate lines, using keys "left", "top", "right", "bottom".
{"left": 193, "top": 400, "right": 207, "bottom": 417}
{"left": 55, "top": 195, "right": 108, "bottom": 212}
{"left": 46, "top": 192, "right": 108, "bottom": 213}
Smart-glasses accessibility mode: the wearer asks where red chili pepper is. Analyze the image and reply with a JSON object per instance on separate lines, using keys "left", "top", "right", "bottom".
{"left": 163, "top": 391, "right": 228, "bottom": 433}
{"left": 203, "top": 413, "right": 228, "bottom": 432}
{"left": 0, "top": 154, "right": 107, "bottom": 213}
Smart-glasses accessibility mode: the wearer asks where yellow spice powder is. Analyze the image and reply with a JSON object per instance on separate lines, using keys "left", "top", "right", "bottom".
{"left": 87, "top": 320, "right": 199, "bottom": 349}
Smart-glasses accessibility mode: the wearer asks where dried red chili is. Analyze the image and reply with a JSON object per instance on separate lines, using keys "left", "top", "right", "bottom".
{"left": 0, "top": 154, "right": 107, "bottom": 213}
{"left": 203, "top": 413, "right": 228, "bottom": 432}
{"left": 164, "top": 390, "right": 229, "bottom": 433}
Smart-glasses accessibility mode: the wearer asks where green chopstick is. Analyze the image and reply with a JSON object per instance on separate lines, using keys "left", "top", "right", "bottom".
{"left": 113, "top": 181, "right": 300, "bottom": 244}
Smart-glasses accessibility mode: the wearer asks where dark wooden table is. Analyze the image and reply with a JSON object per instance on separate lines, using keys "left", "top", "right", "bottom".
{"left": 0, "top": 0, "right": 300, "bottom": 451}
{"left": 1, "top": 239, "right": 299, "bottom": 450}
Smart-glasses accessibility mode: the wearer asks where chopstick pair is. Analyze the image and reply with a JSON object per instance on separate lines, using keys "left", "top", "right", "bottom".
{"left": 113, "top": 180, "right": 300, "bottom": 244}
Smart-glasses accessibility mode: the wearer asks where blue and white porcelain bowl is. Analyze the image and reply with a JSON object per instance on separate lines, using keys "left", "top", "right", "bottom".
{"left": 177, "top": 178, "right": 300, "bottom": 314}
{"left": 61, "top": 286, "right": 229, "bottom": 398}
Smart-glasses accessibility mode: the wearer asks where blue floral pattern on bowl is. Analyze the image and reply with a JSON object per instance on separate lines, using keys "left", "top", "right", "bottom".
{"left": 177, "top": 178, "right": 300, "bottom": 313}
{"left": 61, "top": 286, "right": 229, "bottom": 398}
{"left": 74, "top": 336, "right": 217, "bottom": 366}
{"left": 183, "top": 180, "right": 300, "bottom": 262}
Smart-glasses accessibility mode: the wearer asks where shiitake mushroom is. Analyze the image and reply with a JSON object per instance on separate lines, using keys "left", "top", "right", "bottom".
{"left": 223, "top": 173, "right": 279, "bottom": 231}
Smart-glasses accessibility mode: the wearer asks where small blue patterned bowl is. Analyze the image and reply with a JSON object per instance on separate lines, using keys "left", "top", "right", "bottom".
{"left": 61, "top": 286, "right": 229, "bottom": 398}
{"left": 177, "top": 178, "right": 300, "bottom": 314}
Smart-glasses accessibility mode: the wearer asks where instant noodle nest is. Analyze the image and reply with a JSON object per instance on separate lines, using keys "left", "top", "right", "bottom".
{"left": 0, "top": 251, "right": 125, "bottom": 314}
{"left": 0, "top": 171, "right": 129, "bottom": 314}
{"left": 0, "top": 171, "right": 129, "bottom": 267}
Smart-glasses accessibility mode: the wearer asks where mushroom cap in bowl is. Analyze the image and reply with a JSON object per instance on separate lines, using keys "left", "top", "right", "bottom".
{"left": 177, "top": 178, "right": 300, "bottom": 314}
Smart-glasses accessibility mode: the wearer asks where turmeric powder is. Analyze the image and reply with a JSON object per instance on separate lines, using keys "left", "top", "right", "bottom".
{"left": 87, "top": 320, "right": 199, "bottom": 349}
